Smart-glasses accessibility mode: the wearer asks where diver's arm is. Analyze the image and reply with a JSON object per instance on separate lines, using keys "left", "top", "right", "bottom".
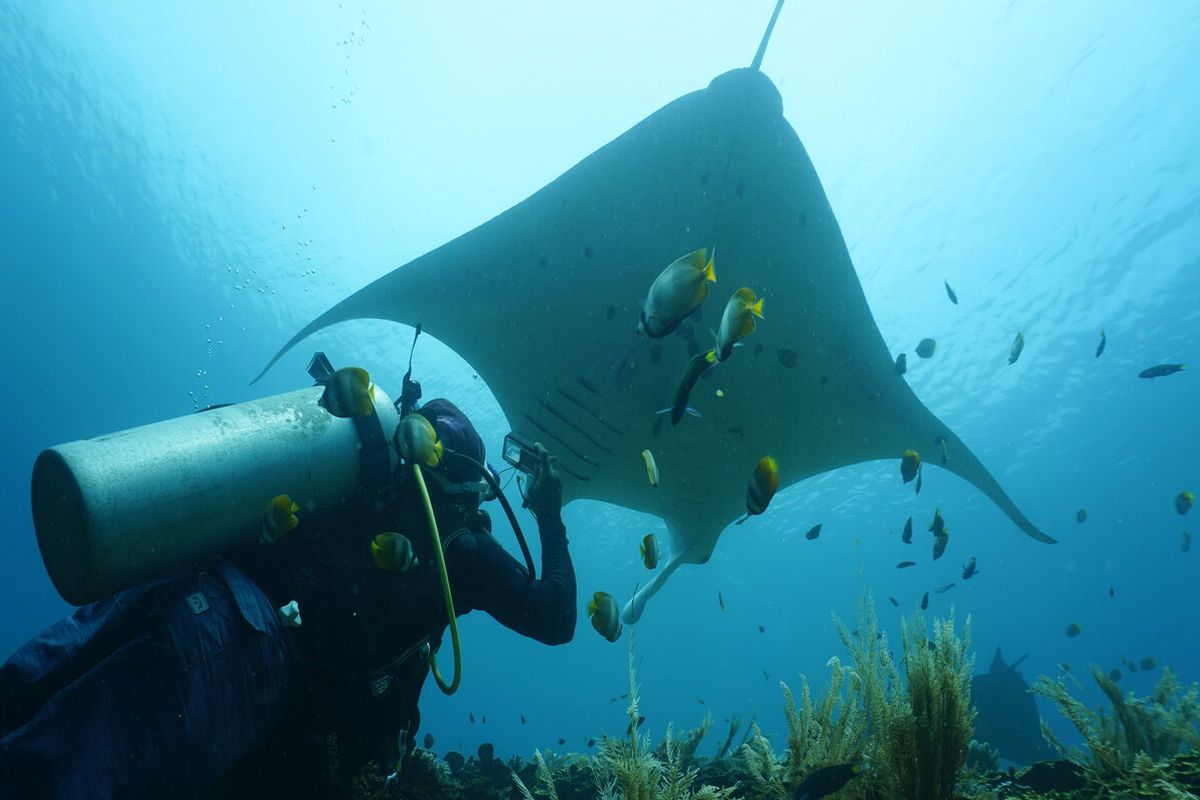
{"left": 453, "top": 515, "right": 576, "bottom": 645}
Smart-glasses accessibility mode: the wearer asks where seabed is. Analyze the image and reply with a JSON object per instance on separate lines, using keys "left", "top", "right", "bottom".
{"left": 351, "top": 595, "right": 1200, "bottom": 800}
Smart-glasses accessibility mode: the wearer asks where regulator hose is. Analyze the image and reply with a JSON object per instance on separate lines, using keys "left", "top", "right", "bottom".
{"left": 413, "top": 463, "right": 462, "bottom": 695}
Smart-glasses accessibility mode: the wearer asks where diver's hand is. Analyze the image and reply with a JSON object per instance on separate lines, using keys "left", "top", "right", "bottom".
{"left": 525, "top": 443, "right": 562, "bottom": 519}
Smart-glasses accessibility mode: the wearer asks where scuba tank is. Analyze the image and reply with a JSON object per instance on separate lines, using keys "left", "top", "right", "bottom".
{"left": 31, "top": 373, "right": 400, "bottom": 606}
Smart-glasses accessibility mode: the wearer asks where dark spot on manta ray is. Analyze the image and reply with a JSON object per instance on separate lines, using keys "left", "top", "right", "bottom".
{"left": 753, "top": 342, "right": 764, "bottom": 356}
{"left": 700, "top": 170, "right": 710, "bottom": 186}
{"left": 649, "top": 344, "right": 663, "bottom": 364}
{"left": 798, "top": 212, "right": 808, "bottom": 227}
{"left": 776, "top": 349, "right": 799, "bottom": 368}
{"left": 605, "top": 305, "right": 616, "bottom": 321}
{"left": 584, "top": 245, "right": 593, "bottom": 259}
{"left": 735, "top": 180, "right": 745, "bottom": 198}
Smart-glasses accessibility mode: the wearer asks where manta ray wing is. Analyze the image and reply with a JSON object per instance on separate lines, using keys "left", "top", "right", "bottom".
{"left": 256, "top": 68, "right": 1053, "bottom": 624}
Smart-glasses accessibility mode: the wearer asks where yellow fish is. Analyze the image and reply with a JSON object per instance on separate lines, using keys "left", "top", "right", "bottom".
{"left": 371, "top": 532, "right": 418, "bottom": 572}
{"left": 261, "top": 494, "right": 300, "bottom": 543}
{"left": 318, "top": 367, "right": 375, "bottom": 417}
{"left": 737, "top": 456, "right": 779, "bottom": 523}
{"left": 638, "top": 247, "right": 716, "bottom": 338}
{"left": 639, "top": 533, "right": 659, "bottom": 570}
{"left": 715, "top": 287, "right": 764, "bottom": 362}
{"left": 900, "top": 449, "right": 921, "bottom": 484}
{"left": 641, "top": 449, "right": 660, "bottom": 487}
{"left": 397, "top": 414, "right": 444, "bottom": 468}
{"left": 1177, "top": 490, "right": 1195, "bottom": 516}
{"left": 588, "top": 591, "right": 622, "bottom": 642}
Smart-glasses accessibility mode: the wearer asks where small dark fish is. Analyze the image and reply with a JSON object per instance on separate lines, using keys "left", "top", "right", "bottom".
{"left": 902, "top": 517, "right": 913, "bottom": 544}
{"left": 1139, "top": 364, "right": 1185, "bottom": 379}
{"left": 932, "top": 532, "right": 949, "bottom": 561}
{"left": 1109, "top": 668, "right": 1123, "bottom": 683}
{"left": 1128, "top": 661, "right": 1138, "bottom": 673}
{"left": 920, "top": 592, "right": 929, "bottom": 610}
{"left": 1140, "top": 657, "right": 1156, "bottom": 671}
{"left": 1095, "top": 329, "right": 1106, "bottom": 358}
{"left": 758, "top": 624, "right": 766, "bottom": 633}
{"left": 894, "top": 352, "right": 907, "bottom": 375}
{"left": 1066, "top": 622, "right": 1082, "bottom": 637}
{"left": 423, "top": 732, "right": 435, "bottom": 749}
{"left": 718, "top": 591, "right": 726, "bottom": 612}
{"left": 915, "top": 338, "right": 937, "bottom": 359}
{"left": 929, "top": 508, "right": 946, "bottom": 537}
{"left": 587, "top": 737, "right": 596, "bottom": 748}
{"left": 888, "top": 596, "right": 899, "bottom": 607}
{"left": 558, "top": 738, "right": 566, "bottom": 745}
{"left": 962, "top": 557, "right": 977, "bottom": 580}
{"left": 805, "top": 523, "right": 822, "bottom": 541}
{"left": 697, "top": 699, "right": 706, "bottom": 705}
{"left": 520, "top": 714, "right": 527, "bottom": 724}
{"left": 1076, "top": 509, "right": 1087, "bottom": 523}
{"left": 481, "top": 715, "right": 487, "bottom": 724}
{"left": 915, "top": 469, "right": 923, "bottom": 495}
{"left": 934, "top": 435, "right": 948, "bottom": 465}
{"left": 1058, "top": 661, "right": 1071, "bottom": 672}
{"left": 763, "top": 669, "right": 771, "bottom": 681}
{"left": 1176, "top": 491, "right": 1195, "bottom": 516}
{"left": 469, "top": 712, "right": 475, "bottom": 723}
{"left": 793, "top": 761, "right": 864, "bottom": 800}
{"left": 1008, "top": 332, "right": 1025, "bottom": 365}
{"left": 896, "top": 561, "right": 917, "bottom": 569}
{"left": 934, "top": 582, "right": 955, "bottom": 594}
{"left": 626, "top": 715, "right": 646, "bottom": 736}
{"left": 1183, "top": 531, "right": 1192, "bottom": 553}
{"left": 777, "top": 348, "right": 799, "bottom": 368}
{"left": 944, "top": 280, "right": 958, "bottom": 305}
{"left": 1109, "top": 587, "right": 1114, "bottom": 598}
{"left": 664, "top": 349, "right": 716, "bottom": 425}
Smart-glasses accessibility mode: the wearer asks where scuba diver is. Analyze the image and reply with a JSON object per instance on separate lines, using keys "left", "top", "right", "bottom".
{"left": 0, "top": 372, "right": 576, "bottom": 798}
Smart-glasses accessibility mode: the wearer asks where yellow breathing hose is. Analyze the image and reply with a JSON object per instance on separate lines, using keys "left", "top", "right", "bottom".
{"left": 412, "top": 463, "right": 462, "bottom": 695}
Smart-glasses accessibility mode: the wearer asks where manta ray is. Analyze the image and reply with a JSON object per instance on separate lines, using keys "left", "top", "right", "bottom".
{"left": 255, "top": 4, "right": 1053, "bottom": 624}
{"left": 972, "top": 648, "right": 1056, "bottom": 765}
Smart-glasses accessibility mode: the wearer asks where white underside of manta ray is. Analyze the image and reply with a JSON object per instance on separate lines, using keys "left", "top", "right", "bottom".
{"left": 254, "top": 9, "right": 1054, "bottom": 626}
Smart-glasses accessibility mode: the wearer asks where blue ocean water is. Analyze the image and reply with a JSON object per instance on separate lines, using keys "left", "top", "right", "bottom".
{"left": 1, "top": 0, "right": 1197, "bottom": 769}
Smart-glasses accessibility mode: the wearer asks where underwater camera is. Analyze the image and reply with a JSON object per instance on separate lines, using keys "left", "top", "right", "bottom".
{"left": 502, "top": 432, "right": 543, "bottom": 476}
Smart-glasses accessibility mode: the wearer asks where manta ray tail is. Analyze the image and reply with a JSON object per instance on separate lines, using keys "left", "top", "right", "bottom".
{"left": 750, "top": 0, "right": 787, "bottom": 71}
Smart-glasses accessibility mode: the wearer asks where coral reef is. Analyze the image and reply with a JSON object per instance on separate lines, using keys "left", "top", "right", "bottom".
{"left": 1031, "top": 664, "right": 1200, "bottom": 797}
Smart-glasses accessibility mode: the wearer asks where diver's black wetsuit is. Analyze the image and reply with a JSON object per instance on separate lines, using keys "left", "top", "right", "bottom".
{"left": 220, "top": 469, "right": 575, "bottom": 796}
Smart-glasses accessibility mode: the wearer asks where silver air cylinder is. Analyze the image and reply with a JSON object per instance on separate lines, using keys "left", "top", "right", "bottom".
{"left": 31, "top": 386, "right": 399, "bottom": 605}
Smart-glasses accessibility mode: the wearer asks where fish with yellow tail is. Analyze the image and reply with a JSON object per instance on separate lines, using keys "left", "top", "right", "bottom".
{"left": 318, "top": 367, "right": 375, "bottom": 417}
{"left": 261, "top": 494, "right": 300, "bottom": 543}
{"left": 639, "top": 533, "right": 660, "bottom": 569}
{"left": 638, "top": 247, "right": 716, "bottom": 338}
{"left": 715, "top": 287, "right": 764, "bottom": 362}
{"left": 736, "top": 456, "right": 780, "bottom": 524}
{"left": 371, "top": 532, "right": 418, "bottom": 573}
{"left": 1177, "top": 490, "right": 1195, "bottom": 516}
{"left": 900, "top": 449, "right": 921, "bottom": 484}
{"left": 396, "top": 413, "right": 444, "bottom": 468}
{"left": 588, "top": 591, "right": 622, "bottom": 642}
{"left": 641, "top": 449, "right": 660, "bottom": 487}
